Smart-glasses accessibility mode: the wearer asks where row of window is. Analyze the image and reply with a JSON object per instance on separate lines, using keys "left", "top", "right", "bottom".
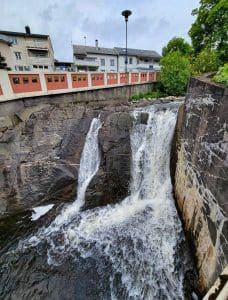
{"left": 100, "top": 58, "right": 115, "bottom": 67}
{"left": 91, "top": 75, "right": 104, "bottom": 81}
{"left": 12, "top": 76, "right": 38, "bottom": 84}
{"left": 14, "top": 65, "right": 49, "bottom": 71}
{"left": 14, "top": 51, "right": 49, "bottom": 60}
{"left": 72, "top": 76, "right": 87, "bottom": 81}
{"left": 33, "top": 65, "right": 49, "bottom": 69}
{"left": 47, "top": 76, "right": 65, "bottom": 83}
{"left": 10, "top": 73, "right": 154, "bottom": 87}
{"left": 15, "top": 65, "right": 31, "bottom": 71}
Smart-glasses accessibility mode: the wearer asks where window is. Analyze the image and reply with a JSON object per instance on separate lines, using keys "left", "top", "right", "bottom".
{"left": 23, "top": 77, "right": 29, "bottom": 84}
{"left": 44, "top": 66, "right": 48, "bottom": 69}
{"left": 72, "top": 76, "right": 77, "bottom": 81}
{"left": 32, "top": 77, "right": 38, "bottom": 83}
{"left": 10, "top": 37, "right": 17, "bottom": 44}
{"left": 110, "top": 59, "right": 115, "bottom": 66}
{"left": 39, "top": 65, "right": 43, "bottom": 69}
{"left": 100, "top": 58, "right": 105, "bottom": 66}
{"left": 83, "top": 76, "right": 87, "bottom": 81}
{"left": 15, "top": 52, "right": 21, "bottom": 60}
{"left": 13, "top": 77, "right": 20, "bottom": 84}
{"left": 24, "top": 66, "right": 31, "bottom": 71}
{"left": 33, "top": 65, "right": 38, "bottom": 69}
{"left": 54, "top": 76, "right": 59, "bottom": 82}
{"left": 18, "top": 66, "right": 23, "bottom": 71}
{"left": 47, "top": 77, "right": 52, "bottom": 82}
{"left": 61, "top": 76, "right": 65, "bottom": 82}
{"left": 129, "top": 58, "right": 133, "bottom": 64}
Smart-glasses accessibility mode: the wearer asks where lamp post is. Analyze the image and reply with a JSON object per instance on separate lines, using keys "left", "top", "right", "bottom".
{"left": 121, "top": 10, "right": 132, "bottom": 73}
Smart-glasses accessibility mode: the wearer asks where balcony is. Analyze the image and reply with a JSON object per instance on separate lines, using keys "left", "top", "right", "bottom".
{"left": 74, "top": 58, "right": 99, "bottom": 67}
{"left": 137, "top": 63, "right": 154, "bottom": 70}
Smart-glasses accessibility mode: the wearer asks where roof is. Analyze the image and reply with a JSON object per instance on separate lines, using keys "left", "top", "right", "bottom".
{"left": 0, "top": 30, "right": 49, "bottom": 39}
{"left": 73, "top": 44, "right": 161, "bottom": 59}
{"left": 73, "top": 45, "right": 118, "bottom": 56}
{"left": 114, "top": 47, "right": 161, "bottom": 59}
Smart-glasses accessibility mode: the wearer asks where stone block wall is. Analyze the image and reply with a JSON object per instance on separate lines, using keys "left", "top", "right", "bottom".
{"left": 174, "top": 76, "right": 228, "bottom": 294}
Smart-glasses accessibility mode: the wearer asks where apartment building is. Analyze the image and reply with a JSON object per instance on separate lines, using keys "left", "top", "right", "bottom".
{"left": 73, "top": 41, "right": 161, "bottom": 72}
{"left": 0, "top": 26, "right": 55, "bottom": 71}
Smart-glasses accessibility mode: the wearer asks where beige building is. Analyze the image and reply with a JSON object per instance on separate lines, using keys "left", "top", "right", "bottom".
{"left": 0, "top": 26, "right": 54, "bottom": 71}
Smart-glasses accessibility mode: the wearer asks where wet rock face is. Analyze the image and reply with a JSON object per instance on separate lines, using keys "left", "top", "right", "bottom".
{"left": 0, "top": 99, "right": 134, "bottom": 218}
{"left": 174, "top": 77, "right": 228, "bottom": 294}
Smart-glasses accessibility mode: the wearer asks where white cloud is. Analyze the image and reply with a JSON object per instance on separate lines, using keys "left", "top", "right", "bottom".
{"left": 0, "top": 0, "right": 200, "bottom": 61}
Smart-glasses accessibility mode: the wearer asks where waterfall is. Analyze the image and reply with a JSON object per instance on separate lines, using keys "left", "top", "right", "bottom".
{"left": 53, "top": 117, "right": 102, "bottom": 226}
{"left": 26, "top": 104, "right": 188, "bottom": 299}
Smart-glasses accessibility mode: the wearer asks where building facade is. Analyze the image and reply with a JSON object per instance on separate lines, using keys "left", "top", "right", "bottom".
{"left": 73, "top": 41, "right": 161, "bottom": 72}
{"left": 0, "top": 26, "right": 55, "bottom": 71}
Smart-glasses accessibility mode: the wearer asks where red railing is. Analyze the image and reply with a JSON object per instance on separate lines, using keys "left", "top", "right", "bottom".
{"left": 140, "top": 72, "right": 147, "bottom": 82}
{"left": 120, "top": 73, "right": 129, "bottom": 84}
{"left": 2, "top": 71, "right": 159, "bottom": 99}
{"left": 149, "top": 72, "right": 155, "bottom": 81}
{"left": 91, "top": 73, "right": 104, "bottom": 86}
{"left": 107, "top": 73, "right": 118, "bottom": 85}
{"left": 131, "top": 73, "right": 139, "bottom": 83}
{"left": 72, "top": 73, "right": 88, "bottom": 88}
{"left": 8, "top": 74, "right": 42, "bottom": 93}
{"left": 45, "top": 74, "right": 68, "bottom": 90}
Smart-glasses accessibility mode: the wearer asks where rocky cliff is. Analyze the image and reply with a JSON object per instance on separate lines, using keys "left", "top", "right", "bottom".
{"left": 174, "top": 77, "right": 228, "bottom": 294}
{"left": 0, "top": 99, "right": 134, "bottom": 218}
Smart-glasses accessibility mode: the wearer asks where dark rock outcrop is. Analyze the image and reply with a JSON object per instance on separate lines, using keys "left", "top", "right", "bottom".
{"left": 174, "top": 77, "right": 228, "bottom": 294}
{"left": 0, "top": 100, "right": 134, "bottom": 218}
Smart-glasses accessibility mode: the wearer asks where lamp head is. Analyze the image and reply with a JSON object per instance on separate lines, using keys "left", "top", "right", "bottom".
{"left": 121, "top": 10, "right": 132, "bottom": 21}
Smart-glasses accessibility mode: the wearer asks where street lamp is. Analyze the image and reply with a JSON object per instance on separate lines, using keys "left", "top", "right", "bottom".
{"left": 121, "top": 9, "right": 132, "bottom": 73}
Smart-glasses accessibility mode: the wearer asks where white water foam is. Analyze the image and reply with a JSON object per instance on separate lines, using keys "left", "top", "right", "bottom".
{"left": 25, "top": 105, "right": 187, "bottom": 299}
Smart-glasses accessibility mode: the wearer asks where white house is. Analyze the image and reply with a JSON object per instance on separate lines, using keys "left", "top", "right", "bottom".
{"left": 73, "top": 41, "right": 161, "bottom": 72}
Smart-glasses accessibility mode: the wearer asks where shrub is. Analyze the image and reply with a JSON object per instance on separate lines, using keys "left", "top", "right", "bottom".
{"left": 191, "top": 49, "right": 220, "bottom": 74}
{"left": 213, "top": 64, "right": 228, "bottom": 87}
{"left": 160, "top": 51, "right": 191, "bottom": 96}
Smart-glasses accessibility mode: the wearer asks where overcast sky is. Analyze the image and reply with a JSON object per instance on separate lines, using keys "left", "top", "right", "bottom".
{"left": 0, "top": 0, "right": 200, "bottom": 61}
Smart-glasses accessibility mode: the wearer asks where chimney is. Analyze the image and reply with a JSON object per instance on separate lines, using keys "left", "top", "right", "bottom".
{"left": 95, "top": 39, "right": 98, "bottom": 49}
{"left": 25, "top": 25, "right": 31, "bottom": 35}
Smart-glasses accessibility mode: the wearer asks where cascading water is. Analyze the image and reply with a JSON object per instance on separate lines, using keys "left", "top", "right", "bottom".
{"left": 52, "top": 117, "right": 102, "bottom": 226}
{"left": 24, "top": 104, "right": 191, "bottom": 299}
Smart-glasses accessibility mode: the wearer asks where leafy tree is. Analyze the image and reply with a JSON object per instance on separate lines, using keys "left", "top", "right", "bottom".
{"left": 162, "top": 37, "right": 192, "bottom": 57}
{"left": 191, "top": 48, "right": 220, "bottom": 74}
{"left": 160, "top": 51, "right": 191, "bottom": 96}
{"left": 189, "top": 0, "right": 228, "bottom": 62}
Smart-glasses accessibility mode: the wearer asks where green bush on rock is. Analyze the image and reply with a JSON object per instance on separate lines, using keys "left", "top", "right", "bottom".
{"left": 213, "top": 64, "right": 228, "bottom": 87}
{"left": 191, "top": 49, "right": 220, "bottom": 74}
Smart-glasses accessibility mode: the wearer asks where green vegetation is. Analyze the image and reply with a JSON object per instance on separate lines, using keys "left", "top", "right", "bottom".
{"left": 130, "top": 90, "right": 165, "bottom": 101}
{"left": 160, "top": 51, "right": 191, "bottom": 96}
{"left": 162, "top": 37, "right": 192, "bottom": 57}
{"left": 189, "top": 0, "right": 228, "bottom": 63}
{"left": 191, "top": 49, "right": 220, "bottom": 74}
{"left": 213, "top": 64, "right": 228, "bottom": 86}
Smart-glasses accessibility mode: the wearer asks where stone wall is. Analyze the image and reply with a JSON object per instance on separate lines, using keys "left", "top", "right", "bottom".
{"left": 174, "top": 76, "right": 228, "bottom": 294}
